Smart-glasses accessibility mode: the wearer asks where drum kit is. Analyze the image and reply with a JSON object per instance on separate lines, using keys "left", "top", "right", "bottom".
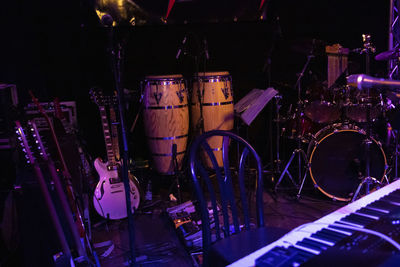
{"left": 273, "top": 35, "right": 400, "bottom": 202}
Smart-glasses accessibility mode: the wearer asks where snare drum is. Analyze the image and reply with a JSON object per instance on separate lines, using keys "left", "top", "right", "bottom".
{"left": 308, "top": 123, "right": 387, "bottom": 201}
{"left": 191, "top": 71, "right": 234, "bottom": 167}
{"left": 142, "top": 74, "right": 189, "bottom": 174}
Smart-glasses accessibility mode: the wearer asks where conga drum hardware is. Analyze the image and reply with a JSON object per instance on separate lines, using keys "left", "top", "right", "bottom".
{"left": 191, "top": 72, "right": 234, "bottom": 167}
{"left": 142, "top": 74, "right": 189, "bottom": 175}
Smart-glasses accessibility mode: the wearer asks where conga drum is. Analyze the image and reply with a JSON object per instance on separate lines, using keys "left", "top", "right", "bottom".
{"left": 142, "top": 75, "right": 189, "bottom": 174}
{"left": 191, "top": 71, "right": 234, "bottom": 167}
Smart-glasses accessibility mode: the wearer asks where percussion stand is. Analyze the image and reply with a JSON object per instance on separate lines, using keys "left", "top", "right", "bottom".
{"left": 352, "top": 34, "right": 381, "bottom": 201}
{"left": 274, "top": 49, "right": 315, "bottom": 192}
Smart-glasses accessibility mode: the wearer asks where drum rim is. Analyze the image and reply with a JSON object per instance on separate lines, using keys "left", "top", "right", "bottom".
{"left": 145, "top": 74, "right": 184, "bottom": 80}
{"left": 308, "top": 128, "right": 387, "bottom": 201}
{"left": 193, "top": 71, "right": 230, "bottom": 78}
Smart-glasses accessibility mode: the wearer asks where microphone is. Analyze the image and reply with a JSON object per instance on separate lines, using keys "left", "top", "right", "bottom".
{"left": 347, "top": 74, "right": 400, "bottom": 91}
{"left": 203, "top": 38, "right": 210, "bottom": 60}
{"left": 101, "top": 14, "right": 114, "bottom": 27}
{"left": 176, "top": 36, "right": 187, "bottom": 60}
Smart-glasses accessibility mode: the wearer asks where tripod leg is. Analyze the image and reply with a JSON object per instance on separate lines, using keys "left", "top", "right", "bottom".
{"left": 351, "top": 180, "right": 364, "bottom": 202}
{"left": 275, "top": 150, "right": 297, "bottom": 191}
{"left": 297, "top": 168, "right": 308, "bottom": 199}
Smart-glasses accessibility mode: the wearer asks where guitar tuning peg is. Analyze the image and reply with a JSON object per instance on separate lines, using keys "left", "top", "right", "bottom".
{"left": 26, "top": 160, "right": 30, "bottom": 164}
{"left": 17, "top": 136, "right": 22, "bottom": 141}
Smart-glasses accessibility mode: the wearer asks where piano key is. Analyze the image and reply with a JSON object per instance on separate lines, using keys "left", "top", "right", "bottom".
{"left": 308, "top": 236, "right": 335, "bottom": 247}
{"left": 302, "top": 238, "right": 331, "bottom": 250}
{"left": 353, "top": 212, "right": 379, "bottom": 220}
{"left": 340, "top": 214, "right": 376, "bottom": 226}
{"left": 296, "top": 240, "right": 325, "bottom": 252}
{"left": 310, "top": 233, "right": 338, "bottom": 244}
{"left": 329, "top": 224, "right": 356, "bottom": 234}
{"left": 356, "top": 207, "right": 386, "bottom": 218}
{"left": 320, "top": 228, "right": 349, "bottom": 238}
{"left": 367, "top": 200, "right": 399, "bottom": 212}
{"left": 292, "top": 243, "right": 320, "bottom": 255}
{"left": 380, "top": 194, "right": 400, "bottom": 204}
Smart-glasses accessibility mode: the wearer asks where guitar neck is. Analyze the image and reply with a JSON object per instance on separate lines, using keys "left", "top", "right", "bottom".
{"left": 99, "top": 106, "right": 118, "bottom": 167}
{"left": 109, "top": 106, "right": 120, "bottom": 162}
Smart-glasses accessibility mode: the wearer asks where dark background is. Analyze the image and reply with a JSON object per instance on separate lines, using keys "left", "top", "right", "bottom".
{"left": 0, "top": 0, "right": 391, "bottom": 162}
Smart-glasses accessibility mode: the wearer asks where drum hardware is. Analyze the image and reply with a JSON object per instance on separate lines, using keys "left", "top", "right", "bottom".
{"left": 275, "top": 42, "right": 317, "bottom": 192}
{"left": 351, "top": 34, "right": 383, "bottom": 201}
{"left": 273, "top": 95, "right": 283, "bottom": 174}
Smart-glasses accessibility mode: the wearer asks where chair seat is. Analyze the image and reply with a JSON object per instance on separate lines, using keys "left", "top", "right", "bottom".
{"left": 209, "top": 226, "right": 289, "bottom": 266}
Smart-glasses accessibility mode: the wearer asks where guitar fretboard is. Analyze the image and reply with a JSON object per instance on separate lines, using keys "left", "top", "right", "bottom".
{"left": 99, "top": 106, "right": 117, "bottom": 167}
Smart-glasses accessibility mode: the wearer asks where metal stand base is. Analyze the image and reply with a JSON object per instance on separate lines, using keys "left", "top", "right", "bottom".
{"left": 351, "top": 176, "right": 381, "bottom": 202}
{"left": 274, "top": 148, "right": 307, "bottom": 191}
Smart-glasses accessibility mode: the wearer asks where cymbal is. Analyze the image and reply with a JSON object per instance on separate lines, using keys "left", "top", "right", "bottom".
{"left": 375, "top": 49, "right": 400, "bottom": 61}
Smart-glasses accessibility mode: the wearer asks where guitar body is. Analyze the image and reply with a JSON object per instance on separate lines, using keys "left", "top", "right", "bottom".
{"left": 93, "top": 158, "right": 140, "bottom": 220}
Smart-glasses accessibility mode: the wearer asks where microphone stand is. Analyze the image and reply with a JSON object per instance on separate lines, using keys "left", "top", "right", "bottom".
{"left": 105, "top": 26, "right": 137, "bottom": 266}
{"left": 352, "top": 34, "right": 381, "bottom": 201}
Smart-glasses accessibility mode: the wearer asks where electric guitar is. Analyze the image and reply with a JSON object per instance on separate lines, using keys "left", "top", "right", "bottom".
{"left": 90, "top": 89, "right": 140, "bottom": 220}
{"left": 15, "top": 120, "right": 75, "bottom": 262}
{"left": 29, "top": 92, "right": 100, "bottom": 264}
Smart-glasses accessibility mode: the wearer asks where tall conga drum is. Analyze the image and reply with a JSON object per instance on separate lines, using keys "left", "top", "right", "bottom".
{"left": 191, "top": 71, "right": 234, "bottom": 167}
{"left": 142, "top": 75, "right": 189, "bottom": 174}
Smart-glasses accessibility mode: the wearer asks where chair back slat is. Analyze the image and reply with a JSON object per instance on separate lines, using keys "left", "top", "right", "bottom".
{"left": 201, "top": 140, "right": 231, "bottom": 238}
{"left": 197, "top": 163, "right": 222, "bottom": 241}
{"left": 223, "top": 136, "right": 241, "bottom": 234}
{"left": 238, "top": 147, "right": 251, "bottom": 230}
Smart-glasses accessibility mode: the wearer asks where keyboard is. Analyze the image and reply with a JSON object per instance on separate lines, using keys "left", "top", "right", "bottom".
{"left": 228, "top": 179, "right": 400, "bottom": 267}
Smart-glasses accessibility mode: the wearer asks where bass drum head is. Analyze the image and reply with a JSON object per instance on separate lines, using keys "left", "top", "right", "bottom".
{"left": 309, "top": 125, "right": 387, "bottom": 201}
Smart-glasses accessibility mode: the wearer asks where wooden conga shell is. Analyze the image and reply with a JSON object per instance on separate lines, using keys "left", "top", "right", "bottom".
{"left": 143, "top": 75, "right": 189, "bottom": 174}
{"left": 191, "top": 72, "right": 234, "bottom": 167}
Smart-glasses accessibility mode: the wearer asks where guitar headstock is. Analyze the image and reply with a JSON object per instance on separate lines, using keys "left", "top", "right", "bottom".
{"left": 15, "top": 120, "right": 51, "bottom": 165}
{"left": 89, "top": 88, "right": 117, "bottom": 107}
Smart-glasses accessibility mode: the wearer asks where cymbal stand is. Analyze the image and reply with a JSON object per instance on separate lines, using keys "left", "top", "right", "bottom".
{"left": 352, "top": 34, "right": 381, "bottom": 201}
{"left": 275, "top": 46, "right": 315, "bottom": 192}
{"left": 274, "top": 95, "right": 283, "bottom": 174}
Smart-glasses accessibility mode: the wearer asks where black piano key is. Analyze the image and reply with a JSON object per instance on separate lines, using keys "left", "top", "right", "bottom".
{"left": 320, "top": 228, "right": 348, "bottom": 239}
{"left": 341, "top": 214, "right": 376, "bottom": 226}
{"left": 311, "top": 233, "right": 339, "bottom": 243}
{"left": 357, "top": 207, "right": 386, "bottom": 217}
{"left": 381, "top": 194, "right": 400, "bottom": 204}
{"left": 303, "top": 238, "right": 330, "bottom": 250}
{"left": 330, "top": 223, "right": 356, "bottom": 234}
{"left": 389, "top": 189, "right": 400, "bottom": 197}
{"left": 296, "top": 240, "right": 323, "bottom": 252}
{"left": 367, "top": 200, "right": 399, "bottom": 212}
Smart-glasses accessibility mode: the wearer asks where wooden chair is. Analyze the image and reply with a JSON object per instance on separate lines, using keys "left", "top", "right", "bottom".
{"left": 188, "top": 130, "right": 287, "bottom": 266}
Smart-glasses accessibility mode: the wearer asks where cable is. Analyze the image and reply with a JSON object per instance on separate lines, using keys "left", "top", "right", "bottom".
{"left": 291, "top": 222, "right": 400, "bottom": 251}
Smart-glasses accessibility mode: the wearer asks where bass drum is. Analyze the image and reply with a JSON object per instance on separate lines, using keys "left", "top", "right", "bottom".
{"left": 308, "top": 123, "right": 387, "bottom": 201}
